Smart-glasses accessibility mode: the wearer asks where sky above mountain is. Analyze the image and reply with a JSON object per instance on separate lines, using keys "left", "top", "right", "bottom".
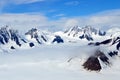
{"left": 0, "top": 0, "right": 120, "bottom": 19}
{"left": 0, "top": 0, "right": 120, "bottom": 32}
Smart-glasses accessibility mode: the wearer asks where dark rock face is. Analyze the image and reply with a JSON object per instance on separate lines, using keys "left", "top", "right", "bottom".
{"left": 116, "top": 42, "right": 120, "bottom": 50}
{"left": 0, "top": 36, "right": 5, "bottom": 44}
{"left": 88, "top": 39, "right": 112, "bottom": 46}
{"left": 10, "top": 30, "right": 21, "bottom": 46}
{"left": 29, "top": 42, "right": 34, "bottom": 47}
{"left": 21, "top": 39, "right": 27, "bottom": 43}
{"left": 10, "top": 46, "right": 15, "bottom": 49}
{"left": 83, "top": 56, "right": 101, "bottom": 71}
{"left": 112, "top": 37, "right": 120, "bottom": 45}
{"left": 95, "top": 50, "right": 109, "bottom": 65}
{"left": 52, "top": 36, "right": 64, "bottom": 43}
{"left": 100, "top": 39, "right": 112, "bottom": 45}
{"left": 41, "top": 35, "right": 47, "bottom": 42}
{"left": 108, "top": 51, "right": 118, "bottom": 57}
{"left": 79, "top": 34, "right": 93, "bottom": 41}
{"left": 98, "top": 30, "right": 106, "bottom": 36}
{"left": 99, "top": 54, "right": 109, "bottom": 65}
{"left": 83, "top": 50, "right": 110, "bottom": 71}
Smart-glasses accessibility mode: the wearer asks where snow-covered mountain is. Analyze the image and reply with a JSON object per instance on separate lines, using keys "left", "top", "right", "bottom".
{"left": 0, "top": 25, "right": 113, "bottom": 51}
{"left": 25, "top": 28, "right": 48, "bottom": 44}
{"left": 25, "top": 28, "right": 65, "bottom": 44}
{"left": 0, "top": 26, "right": 27, "bottom": 49}
{"left": 64, "top": 26, "right": 106, "bottom": 41}
{"left": 0, "top": 26, "right": 120, "bottom": 80}
{"left": 86, "top": 32, "right": 120, "bottom": 71}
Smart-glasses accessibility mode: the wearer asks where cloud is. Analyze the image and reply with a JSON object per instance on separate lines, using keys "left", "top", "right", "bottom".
{"left": 54, "top": 14, "right": 65, "bottom": 17}
{"left": 0, "top": 13, "right": 48, "bottom": 32}
{"left": 0, "top": 13, "right": 65, "bottom": 32}
{"left": 92, "top": 9, "right": 120, "bottom": 16}
{"left": 65, "top": 1, "right": 80, "bottom": 6}
{"left": 11, "top": 0, "right": 45, "bottom": 4}
{"left": 64, "top": 19, "right": 79, "bottom": 28}
{"left": 85, "top": 10, "right": 120, "bottom": 30}
{"left": 48, "top": 9, "right": 57, "bottom": 13}
{"left": 0, "top": 0, "right": 7, "bottom": 12}
{"left": 58, "top": 9, "right": 120, "bottom": 31}
{"left": 0, "top": 0, "right": 45, "bottom": 5}
{"left": 0, "top": 0, "right": 45, "bottom": 12}
{"left": 0, "top": 9, "right": 120, "bottom": 32}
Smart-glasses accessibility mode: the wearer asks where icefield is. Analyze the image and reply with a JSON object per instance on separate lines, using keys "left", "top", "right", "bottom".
{"left": 0, "top": 42, "right": 120, "bottom": 80}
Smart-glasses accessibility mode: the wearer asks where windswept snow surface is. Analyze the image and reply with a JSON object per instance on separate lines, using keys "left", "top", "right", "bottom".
{"left": 0, "top": 43, "right": 120, "bottom": 80}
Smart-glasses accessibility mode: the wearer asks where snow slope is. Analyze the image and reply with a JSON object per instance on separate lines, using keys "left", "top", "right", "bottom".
{"left": 0, "top": 42, "right": 120, "bottom": 80}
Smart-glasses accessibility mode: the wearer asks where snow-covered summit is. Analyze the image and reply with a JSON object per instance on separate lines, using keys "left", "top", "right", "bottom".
{"left": 25, "top": 28, "right": 48, "bottom": 44}
{"left": 0, "top": 26, "right": 26, "bottom": 47}
{"left": 64, "top": 26, "right": 106, "bottom": 41}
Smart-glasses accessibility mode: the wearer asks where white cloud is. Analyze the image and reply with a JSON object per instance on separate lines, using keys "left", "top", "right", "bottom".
{"left": 92, "top": 9, "right": 120, "bottom": 16}
{"left": 0, "top": 0, "right": 45, "bottom": 5}
{"left": 0, "top": 0, "right": 45, "bottom": 12}
{"left": 48, "top": 9, "right": 57, "bottom": 13}
{"left": 85, "top": 10, "right": 120, "bottom": 30}
{"left": 65, "top": 1, "right": 80, "bottom": 6}
{"left": 59, "top": 9, "right": 120, "bottom": 31}
{"left": 0, "top": 13, "right": 48, "bottom": 32}
{"left": 64, "top": 19, "right": 79, "bottom": 28}
{"left": 0, "top": 9, "right": 120, "bottom": 32}
{"left": 11, "top": 0, "right": 45, "bottom": 4}
{"left": 54, "top": 14, "right": 65, "bottom": 17}
{"left": 0, "top": 0, "right": 7, "bottom": 12}
{"left": 0, "top": 13, "right": 65, "bottom": 32}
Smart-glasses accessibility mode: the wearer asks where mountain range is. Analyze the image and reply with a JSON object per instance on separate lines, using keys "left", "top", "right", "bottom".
{"left": 0, "top": 25, "right": 118, "bottom": 49}
{"left": 0, "top": 25, "right": 120, "bottom": 72}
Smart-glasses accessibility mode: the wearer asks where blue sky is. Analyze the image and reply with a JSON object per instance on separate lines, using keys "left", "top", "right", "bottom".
{"left": 1, "top": 0, "right": 120, "bottom": 19}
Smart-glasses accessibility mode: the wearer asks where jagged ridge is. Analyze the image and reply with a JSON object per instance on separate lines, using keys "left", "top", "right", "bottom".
{"left": 64, "top": 26, "right": 106, "bottom": 41}
{"left": 0, "top": 26, "right": 26, "bottom": 47}
{"left": 25, "top": 28, "right": 48, "bottom": 44}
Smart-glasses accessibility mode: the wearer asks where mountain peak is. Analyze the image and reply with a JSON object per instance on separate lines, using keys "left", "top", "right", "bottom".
{"left": 64, "top": 25, "right": 106, "bottom": 41}
{"left": 25, "top": 28, "right": 48, "bottom": 44}
{"left": 0, "top": 26, "right": 27, "bottom": 49}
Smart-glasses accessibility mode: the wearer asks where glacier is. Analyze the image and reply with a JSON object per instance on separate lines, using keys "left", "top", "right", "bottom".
{"left": 0, "top": 25, "right": 119, "bottom": 80}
